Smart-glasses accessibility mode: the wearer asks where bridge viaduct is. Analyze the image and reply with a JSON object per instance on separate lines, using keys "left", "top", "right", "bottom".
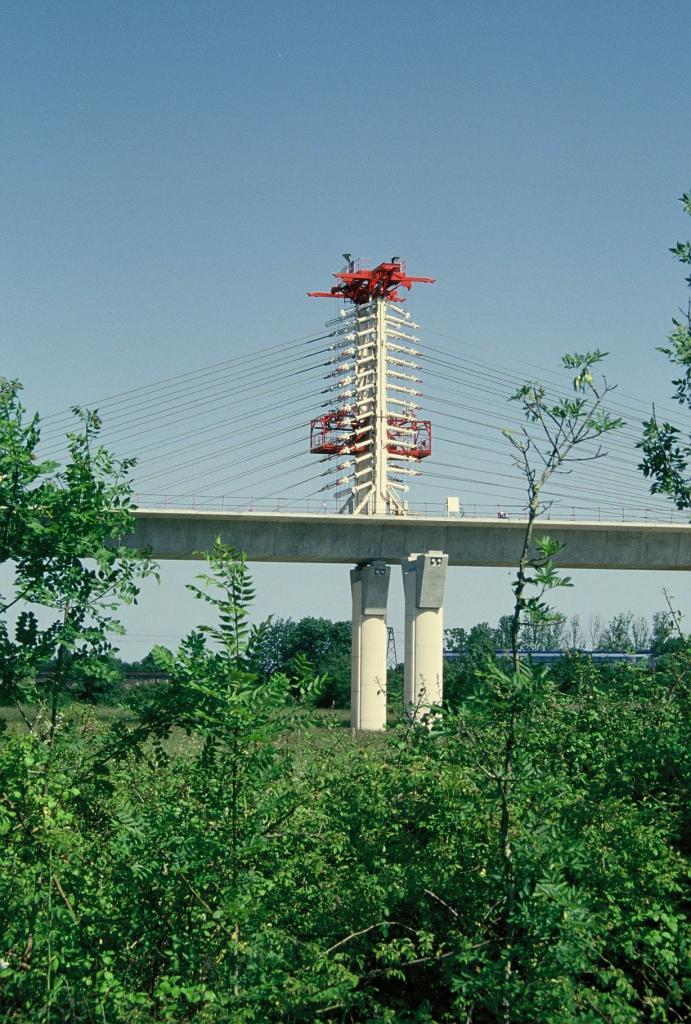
{"left": 126, "top": 509, "right": 691, "bottom": 730}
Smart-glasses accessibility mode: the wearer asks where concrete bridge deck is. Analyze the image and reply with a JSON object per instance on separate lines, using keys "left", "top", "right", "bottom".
{"left": 127, "top": 508, "right": 691, "bottom": 570}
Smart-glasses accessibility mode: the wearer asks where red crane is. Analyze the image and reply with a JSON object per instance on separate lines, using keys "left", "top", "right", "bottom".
{"left": 308, "top": 258, "right": 434, "bottom": 305}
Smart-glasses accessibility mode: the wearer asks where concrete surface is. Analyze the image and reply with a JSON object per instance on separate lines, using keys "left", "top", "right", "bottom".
{"left": 124, "top": 509, "right": 691, "bottom": 571}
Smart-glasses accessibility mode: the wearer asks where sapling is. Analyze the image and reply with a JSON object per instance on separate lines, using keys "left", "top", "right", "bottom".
{"left": 503, "top": 351, "right": 623, "bottom": 669}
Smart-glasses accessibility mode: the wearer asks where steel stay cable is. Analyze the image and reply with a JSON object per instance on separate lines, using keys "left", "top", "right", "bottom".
{"left": 140, "top": 430, "right": 311, "bottom": 485}
{"left": 416, "top": 477, "right": 675, "bottom": 515}
{"left": 419, "top": 467, "right": 664, "bottom": 509}
{"left": 425, "top": 458, "right": 661, "bottom": 507}
{"left": 421, "top": 348, "right": 687, "bottom": 444}
{"left": 85, "top": 381, "right": 322, "bottom": 462}
{"left": 38, "top": 351, "right": 330, "bottom": 452}
{"left": 134, "top": 418, "right": 313, "bottom": 486}
{"left": 35, "top": 313, "right": 684, "bottom": 511}
{"left": 39, "top": 370, "right": 327, "bottom": 465}
{"left": 423, "top": 361, "right": 650, "bottom": 440}
{"left": 430, "top": 436, "right": 668, "bottom": 503}
{"left": 132, "top": 393, "right": 656, "bottom": 500}
{"left": 430, "top": 454, "right": 660, "bottom": 506}
{"left": 431, "top": 429, "right": 663, "bottom": 491}
{"left": 41, "top": 376, "right": 319, "bottom": 460}
{"left": 424, "top": 385, "right": 662, "bottom": 462}
{"left": 135, "top": 423, "right": 649, "bottom": 504}
{"left": 125, "top": 391, "right": 320, "bottom": 464}
{"left": 425, "top": 358, "right": 691, "bottom": 447}
{"left": 77, "top": 345, "right": 332, "bottom": 435}
{"left": 156, "top": 401, "right": 657, "bottom": 504}
{"left": 422, "top": 360, "right": 674, "bottom": 449}
{"left": 424, "top": 327, "right": 691, "bottom": 426}
{"left": 111, "top": 378, "right": 323, "bottom": 460}
{"left": 432, "top": 446, "right": 659, "bottom": 497}
{"left": 298, "top": 474, "right": 649, "bottom": 515}
{"left": 38, "top": 357, "right": 328, "bottom": 461}
{"left": 425, "top": 401, "right": 645, "bottom": 468}
{"left": 40, "top": 344, "right": 328, "bottom": 444}
{"left": 43, "top": 385, "right": 321, "bottom": 493}
{"left": 167, "top": 445, "right": 311, "bottom": 496}
{"left": 256, "top": 467, "right": 331, "bottom": 499}
{"left": 41, "top": 330, "right": 334, "bottom": 424}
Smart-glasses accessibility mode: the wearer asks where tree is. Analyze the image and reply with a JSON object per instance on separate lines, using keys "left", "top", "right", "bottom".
{"left": 462, "top": 353, "right": 624, "bottom": 1012}
{"left": 599, "top": 611, "right": 634, "bottom": 652}
{"left": 0, "top": 379, "right": 156, "bottom": 739}
{"left": 495, "top": 614, "right": 514, "bottom": 650}
{"left": 251, "top": 615, "right": 352, "bottom": 706}
{"left": 639, "top": 190, "right": 691, "bottom": 509}
{"left": 133, "top": 541, "right": 321, "bottom": 948}
{"left": 443, "top": 625, "right": 469, "bottom": 653}
{"left": 441, "top": 623, "right": 499, "bottom": 708}
{"left": 651, "top": 609, "right": 675, "bottom": 654}
{"left": 503, "top": 352, "right": 623, "bottom": 670}
{"left": 630, "top": 614, "right": 651, "bottom": 651}
{"left": 564, "top": 613, "right": 585, "bottom": 649}
{"left": 519, "top": 615, "right": 565, "bottom": 652}
{"left": 588, "top": 613, "right": 604, "bottom": 649}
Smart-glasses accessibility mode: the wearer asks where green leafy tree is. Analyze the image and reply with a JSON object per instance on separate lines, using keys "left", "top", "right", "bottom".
{"left": 442, "top": 622, "right": 500, "bottom": 707}
{"left": 494, "top": 614, "right": 514, "bottom": 650}
{"left": 453, "top": 353, "right": 626, "bottom": 1015}
{"left": 0, "top": 380, "right": 156, "bottom": 740}
{"left": 599, "top": 611, "right": 635, "bottom": 652}
{"left": 503, "top": 352, "right": 623, "bottom": 669}
{"left": 640, "top": 190, "right": 691, "bottom": 508}
{"left": 137, "top": 542, "right": 319, "bottom": 752}
{"left": 443, "top": 625, "right": 468, "bottom": 653}
{"left": 651, "top": 609, "right": 675, "bottom": 654}
{"left": 252, "top": 614, "right": 351, "bottom": 706}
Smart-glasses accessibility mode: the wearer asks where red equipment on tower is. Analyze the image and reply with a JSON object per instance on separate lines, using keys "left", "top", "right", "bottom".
{"left": 308, "top": 257, "right": 434, "bottom": 514}
{"left": 308, "top": 257, "right": 434, "bottom": 305}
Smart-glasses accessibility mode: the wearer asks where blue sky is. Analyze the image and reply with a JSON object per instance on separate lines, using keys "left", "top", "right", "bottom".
{"left": 3, "top": 1, "right": 691, "bottom": 655}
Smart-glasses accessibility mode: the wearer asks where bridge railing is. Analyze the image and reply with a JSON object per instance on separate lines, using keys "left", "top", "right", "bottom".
{"left": 131, "top": 493, "right": 690, "bottom": 524}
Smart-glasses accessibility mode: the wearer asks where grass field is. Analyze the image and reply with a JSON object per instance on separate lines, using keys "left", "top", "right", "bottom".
{"left": 0, "top": 700, "right": 388, "bottom": 754}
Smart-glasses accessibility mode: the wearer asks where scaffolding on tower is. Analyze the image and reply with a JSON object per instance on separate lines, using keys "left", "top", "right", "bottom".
{"left": 308, "top": 258, "right": 434, "bottom": 515}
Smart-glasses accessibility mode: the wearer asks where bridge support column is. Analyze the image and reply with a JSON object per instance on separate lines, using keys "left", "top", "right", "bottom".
{"left": 350, "top": 560, "right": 390, "bottom": 731}
{"left": 402, "top": 552, "right": 449, "bottom": 720}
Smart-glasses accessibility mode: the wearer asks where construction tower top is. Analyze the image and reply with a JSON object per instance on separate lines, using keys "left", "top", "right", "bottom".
{"left": 309, "top": 257, "right": 434, "bottom": 305}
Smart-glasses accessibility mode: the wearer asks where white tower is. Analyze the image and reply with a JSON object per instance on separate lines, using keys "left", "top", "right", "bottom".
{"left": 309, "top": 259, "right": 441, "bottom": 730}
{"left": 310, "top": 259, "right": 434, "bottom": 515}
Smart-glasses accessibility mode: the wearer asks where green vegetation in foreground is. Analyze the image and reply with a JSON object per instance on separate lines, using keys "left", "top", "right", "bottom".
{"left": 1, "top": 544, "right": 689, "bottom": 1022}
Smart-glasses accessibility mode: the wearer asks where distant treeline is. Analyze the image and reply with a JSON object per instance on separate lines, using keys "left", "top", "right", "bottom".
{"left": 24, "top": 609, "right": 682, "bottom": 709}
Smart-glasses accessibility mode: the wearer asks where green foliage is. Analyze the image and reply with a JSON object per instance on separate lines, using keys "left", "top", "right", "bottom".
{"left": 252, "top": 614, "right": 352, "bottom": 706}
{"left": 442, "top": 623, "right": 500, "bottom": 707}
{"left": 0, "top": 380, "right": 156, "bottom": 739}
{"left": 1, "top": 553, "right": 689, "bottom": 1021}
{"left": 67, "top": 653, "right": 125, "bottom": 703}
{"left": 651, "top": 610, "right": 676, "bottom": 654}
{"left": 598, "top": 611, "right": 635, "bottom": 652}
{"left": 134, "top": 541, "right": 320, "bottom": 751}
{"left": 504, "top": 352, "right": 623, "bottom": 669}
{"left": 639, "top": 190, "right": 691, "bottom": 508}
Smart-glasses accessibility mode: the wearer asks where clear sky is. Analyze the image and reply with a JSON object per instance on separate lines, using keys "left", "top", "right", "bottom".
{"left": 3, "top": 1, "right": 691, "bottom": 655}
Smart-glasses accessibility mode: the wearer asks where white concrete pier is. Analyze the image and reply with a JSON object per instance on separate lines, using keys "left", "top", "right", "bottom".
{"left": 402, "top": 552, "right": 449, "bottom": 719}
{"left": 350, "top": 561, "right": 390, "bottom": 731}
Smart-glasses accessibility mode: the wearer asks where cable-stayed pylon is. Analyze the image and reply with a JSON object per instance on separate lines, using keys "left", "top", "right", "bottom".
{"left": 308, "top": 257, "right": 434, "bottom": 514}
